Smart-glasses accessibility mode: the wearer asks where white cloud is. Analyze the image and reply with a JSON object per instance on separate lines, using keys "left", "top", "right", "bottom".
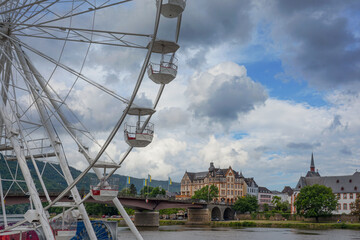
{"left": 121, "top": 136, "right": 187, "bottom": 180}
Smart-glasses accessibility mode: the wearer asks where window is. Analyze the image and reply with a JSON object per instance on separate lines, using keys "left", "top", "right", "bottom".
{"left": 227, "top": 184, "right": 229, "bottom": 188}
{"left": 337, "top": 204, "right": 341, "bottom": 210}
{"left": 337, "top": 193, "right": 341, "bottom": 199}
{"left": 231, "top": 184, "right": 234, "bottom": 188}
{"left": 221, "top": 190, "right": 225, "bottom": 195}
{"left": 227, "top": 190, "right": 230, "bottom": 195}
{"left": 343, "top": 203, "right": 347, "bottom": 210}
{"left": 343, "top": 193, "right": 347, "bottom": 199}
{"left": 350, "top": 193, "right": 353, "bottom": 199}
{"left": 231, "top": 190, "right": 233, "bottom": 195}
{"left": 235, "top": 190, "right": 237, "bottom": 195}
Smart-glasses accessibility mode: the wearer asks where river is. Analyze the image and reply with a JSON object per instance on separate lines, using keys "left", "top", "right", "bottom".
{"left": 117, "top": 226, "right": 360, "bottom": 240}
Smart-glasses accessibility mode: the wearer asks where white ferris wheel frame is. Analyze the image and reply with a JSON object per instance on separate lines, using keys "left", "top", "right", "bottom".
{"left": 0, "top": 0, "right": 185, "bottom": 239}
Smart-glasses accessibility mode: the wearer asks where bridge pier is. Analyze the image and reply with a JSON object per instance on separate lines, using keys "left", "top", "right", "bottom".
{"left": 134, "top": 211, "right": 159, "bottom": 227}
{"left": 187, "top": 208, "right": 210, "bottom": 225}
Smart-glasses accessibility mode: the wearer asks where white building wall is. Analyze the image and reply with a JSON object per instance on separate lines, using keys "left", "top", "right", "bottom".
{"left": 334, "top": 193, "right": 356, "bottom": 214}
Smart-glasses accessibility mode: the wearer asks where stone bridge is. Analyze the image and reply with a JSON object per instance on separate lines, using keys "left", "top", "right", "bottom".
{"left": 4, "top": 193, "right": 235, "bottom": 226}
{"left": 187, "top": 204, "right": 235, "bottom": 224}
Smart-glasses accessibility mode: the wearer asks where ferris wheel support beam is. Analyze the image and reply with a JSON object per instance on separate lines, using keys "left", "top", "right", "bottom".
{"left": 0, "top": 95, "right": 55, "bottom": 240}
{"left": 13, "top": 44, "right": 98, "bottom": 240}
{"left": 0, "top": 175, "right": 8, "bottom": 228}
{"left": 0, "top": 71, "right": 53, "bottom": 206}
{"left": 0, "top": 44, "right": 13, "bottom": 146}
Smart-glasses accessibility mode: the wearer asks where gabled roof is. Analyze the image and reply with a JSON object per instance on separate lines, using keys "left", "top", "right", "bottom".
{"left": 244, "top": 178, "right": 258, "bottom": 188}
{"left": 258, "top": 186, "right": 271, "bottom": 193}
{"left": 186, "top": 171, "right": 208, "bottom": 181}
{"left": 281, "top": 186, "right": 294, "bottom": 196}
{"left": 305, "top": 170, "right": 321, "bottom": 177}
{"left": 295, "top": 172, "right": 360, "bottom": 193}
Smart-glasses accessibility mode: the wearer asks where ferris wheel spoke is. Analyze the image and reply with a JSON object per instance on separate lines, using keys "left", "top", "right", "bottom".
{"left": 6, "top": 36, "right": 131, "bottom": 104}
{"left": 0, "top": 0, "right": 11, "bottom": 8}
{"left": 28, "top": 0, "right": 132, "bottom": 26}
{"left": 13, "top": 24, "right": 150, "bottom": 48}
{"left": 15, "top": 0, "right": 60, "bottom": 26}
{"left": 0, "top": 0, "right": 50, "bottom": 15}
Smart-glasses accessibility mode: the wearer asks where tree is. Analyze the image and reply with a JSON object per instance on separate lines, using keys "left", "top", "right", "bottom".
{"left": 129, "top": 184, "right": 137, "bottom": 195}
{"left": 159, "top": 208, "right": 185, "bottom": 215}
{"left": 140, "top": 186, "right": 154, "bottom": 196}
{"left": 120, "top": 187, "right": 131, "bottom": 195}
{"left": 140, "top": 186, "right": 166, "bottom": 197}
{"left": 263, "top": 203, "right": 269, "bottom": 212}
{"left": 84, "top": 203, "right": 118, "bottom": 216}
{"left": 272, "top": 196, "right": 290, "bottom": 212}
{"left": 148, "top": 187, "right": 166, "bottom": 197}
{"left": 191, "top": 185, "right": 219, "bottom": 202}
{"left": 295, "top": 184, "right": 337, "bottom": 222}
{"left": 233, "top": 195, "right": 259, "bottom": 213}
{"left": 120, "top": 184, "right": 137, "bottom": 196}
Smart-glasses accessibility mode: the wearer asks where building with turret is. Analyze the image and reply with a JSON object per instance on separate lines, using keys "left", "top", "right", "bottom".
{"left": 178, "top": 163, "right": 248, "bottom": 204}
{"left": 291, "top": 153, "right": 360, "bottom": 214}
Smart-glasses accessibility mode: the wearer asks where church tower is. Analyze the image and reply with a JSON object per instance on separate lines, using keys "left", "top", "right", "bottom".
{"left": 305, "top": 153, "right": 320, "bottom": 177}
{"left": 310, "top": 152, "right": 315, "bottom": 172}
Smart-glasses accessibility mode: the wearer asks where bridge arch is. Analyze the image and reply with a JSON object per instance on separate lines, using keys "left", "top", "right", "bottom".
{"left": 223, "top": 207, "right": 234, "bottom": 220}
{"left": 211, "top": 207, "right": 221, "bottom": 220}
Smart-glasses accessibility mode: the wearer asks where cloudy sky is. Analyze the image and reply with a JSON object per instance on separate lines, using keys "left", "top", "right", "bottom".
{"left": 21, "top": 0, "right": 360, "bottom": 191}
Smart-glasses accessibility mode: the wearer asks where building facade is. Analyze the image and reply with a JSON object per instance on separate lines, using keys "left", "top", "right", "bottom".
{"left": 258, "top": 186, "right": 272, "bottom": 205}
{"left": 178, "top": 162, "right": 248, "bottom": 204}
{"left": 244, "top": 177, "right": 259, "bottom": 197}
{"left": 291, "top": 154, "right": 360, "bottom": 214}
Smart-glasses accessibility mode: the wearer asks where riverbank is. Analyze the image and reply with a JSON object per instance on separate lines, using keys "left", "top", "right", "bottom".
{"left": 159, "top": 220, "right": 360, "bottom": 230}
{"left": 211, "top": 220, "right": 360, "bottom": 230}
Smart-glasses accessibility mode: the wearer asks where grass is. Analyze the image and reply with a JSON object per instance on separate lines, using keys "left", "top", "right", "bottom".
{"left": 209, "top": 220, "right": 360, "bottom": 230}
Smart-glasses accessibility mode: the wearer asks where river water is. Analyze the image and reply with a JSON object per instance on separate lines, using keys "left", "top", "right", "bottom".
{"left": 117, "top": 226, "right": 360, "bottom": 240}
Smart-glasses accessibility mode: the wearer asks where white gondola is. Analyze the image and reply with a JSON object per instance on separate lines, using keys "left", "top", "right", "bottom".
{"left": 148, "top": 39, "right": 179, "bottom": 54}
{"left": 160, "top": 0, "right": 186, "bottom": 18}
{"left": 90, "top": 162, "right": 120, "bottom": 202}
{"left": 91, "top": 186, "right": 119, "bottom": 202}
{"left": 124, "top": 107, "right": 155, "bottom": 147}
{"left": 50, "top": 211, "right": 77, "bottom": 240}
{"left": 148, "top": 54, "right": 178, "bottom": 84}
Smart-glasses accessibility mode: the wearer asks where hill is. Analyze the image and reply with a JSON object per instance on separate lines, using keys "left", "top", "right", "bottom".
{"left": 0, "top": 159, "right": 180, "bottom": 194}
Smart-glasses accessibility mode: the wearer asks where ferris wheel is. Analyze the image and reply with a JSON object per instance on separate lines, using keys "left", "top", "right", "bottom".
{"left": 0, "top": 0, "right": 186, "bottom": 239}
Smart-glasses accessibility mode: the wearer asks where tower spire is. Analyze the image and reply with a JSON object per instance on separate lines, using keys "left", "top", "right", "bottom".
{"left": 310, "top": 152, "right": 315, "bottom": 172}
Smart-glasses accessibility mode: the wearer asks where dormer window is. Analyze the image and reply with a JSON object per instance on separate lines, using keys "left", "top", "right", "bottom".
{"left": 341, "top": 187, "right": 344, "bottom": 191}
{"left": 336, "top": 179, "right": 339, "bottom": 183}
{"left": 349, "top": 179, "right": 352, "bottom": 183}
